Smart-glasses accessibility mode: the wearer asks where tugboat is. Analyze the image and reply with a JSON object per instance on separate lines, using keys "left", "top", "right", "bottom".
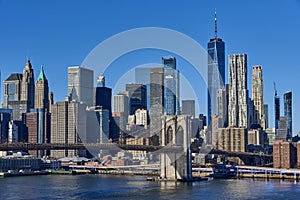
{"left": 212, "top": 163, "right": 237, "bottom": 179}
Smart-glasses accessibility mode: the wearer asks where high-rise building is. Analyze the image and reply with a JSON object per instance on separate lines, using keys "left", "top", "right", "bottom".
{"left": 0, "top": 109, "right": 12, "bottom": 143}
{"left": 217, "top": 89, "right": 227, "bottom": 127}
{"left": 21, "top": 59, "right": 35, "bottom": 110}
{"left": 163, "top": 57, "right": 180, "bottom": 115}
{"left": 35, "top": 66, "right": 49, "bottom": 110}
{"left": 95, "top": 76, "right": 113, "bottom": 140}
{"left": 274, "top": 85, "right": 280, "bottom": 130}
{"left": 135, "top": 109, "right": 148, "bottom": 128}
{"left": 125, "top": 84, "right": 147, "bottom": 115}
{"left": 228, "top": 54, "right": 248, "bottom": 128}
{"left": 276, "top": 116, "right": 288, "bottom": 140}
{"left": 217, "top": 127, "right": 247, "bottom": 152}
{"left": 150, "top": 68, "right": 164, "bottom": 136}
{"left": 113, "top": 92, "right": 129, "bottom": 141}
{"left": 264, "top": 104, "right": 269, "bottom": 129}
{"left": 284, "top": 91, "right": 292, "bottom": 139}
{"left": 3, "top": 59, "right": 36, "bottom": 120}
{"left": 207, "top": 11, "right": 225, "bottom": 127}
{"left": 182, "top": 100, "right": 195, "bottom": 117}
{"left": 50, "top": 100, "right": 87, "bottom": 158}
{"left": 252, "top": 66, "right": 265, "bottom": 129}
{"left": 135, "top": 68, "right": 151, "bottom": 109}
{"left": 68, "top": 66, "right": 94, "bottom": 106}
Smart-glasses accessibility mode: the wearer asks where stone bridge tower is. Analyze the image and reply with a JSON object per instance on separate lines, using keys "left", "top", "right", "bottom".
{"left": 160, "top": 115, "right": 193, "bottom": 181}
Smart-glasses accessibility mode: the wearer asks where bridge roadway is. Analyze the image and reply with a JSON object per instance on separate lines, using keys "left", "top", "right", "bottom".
{"left": 0, "top": 142, "right": 183, "bottom": 153}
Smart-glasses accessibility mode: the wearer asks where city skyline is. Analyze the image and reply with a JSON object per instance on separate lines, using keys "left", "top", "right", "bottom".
{"left": 1, "top": 1, "right": 300, "bottom": 134}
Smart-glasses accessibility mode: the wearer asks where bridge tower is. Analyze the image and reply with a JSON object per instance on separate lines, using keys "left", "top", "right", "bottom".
{"left": 160, "top": 115, "right": 193, "bottom": 181}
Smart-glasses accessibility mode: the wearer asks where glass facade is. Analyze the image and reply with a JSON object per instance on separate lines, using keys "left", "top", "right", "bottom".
{"left": 284, "top": 91, "right": 292, "bottom": 138}
{"left": 207, "top": 38, "right": 225, "bottom": 126}
{"left": 163, "top": 57, "right": 180, "bottom": 115}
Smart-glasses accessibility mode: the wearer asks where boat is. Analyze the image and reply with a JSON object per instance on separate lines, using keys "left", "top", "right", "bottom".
{"left": 212, "top": 163, "right": 237, "bottom": 179}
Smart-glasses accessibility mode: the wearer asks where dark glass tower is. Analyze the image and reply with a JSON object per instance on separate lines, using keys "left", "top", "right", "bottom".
{"left": 95, "top": 78, "right": 113, "bottom": 140}
{"left": 207, "top": 11, "right": 225, "bottom": 127}
{"left": 163, "top": 57, "right": 180, "bottom": 115}
{"left": 284, "top": 91, "right": 292, "bottom": 138}
{"left": 274, "top": 91, "right": 280, "bottom": 130}
{"left": 125, "top": 84, "right": 147, "bottom": 115}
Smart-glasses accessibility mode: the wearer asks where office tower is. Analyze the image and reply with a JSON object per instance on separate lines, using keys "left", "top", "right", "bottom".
{"left": 135, "top": 68, "right": 151, "bottom": 109}
{"left": 0, "top": 109, "right": 12, "bottom": 143}
{"left": 216, "top": 89, "right": 227, "bottom": 127}
{"left": 35, "top": 66, "right": 49, "bottom": 110}
{"left": 276, "top": 116, "right": 288, "bottom": 140}
{"left": 274, "top": 83, "right": 280, "bottom": 130}
{"left": 284, "top": 91, "right": 292, "bottom": 139}
{"left": 228, "top": 54, "right": 248, "bottom": 128}
{"left": 264, "top": 104, "right": 269, "bottom": 129}
{"left": 252, "top": 66, "right": 265, "bottom": 129}
{"left": 3, "top": 73, "right": 22, "bottom": 120}
{"left": 150, "top": 68, "right": 164, "bottom": 136}
{"left": 182, "top": 100, "right": 195, "bottom": 117}
{"left": 21, "top": 59, "right": 35, "bottom": 110}
{"left": 113, "top": 92, "right": 129, "bottom": 141}
{"left": 163, "top": 57, "right": 180, "bottom": 115}
{"left": 125, "top": 84, "right": 147, "bottom": 115}
{"left": 248, "top": 98, "right": 255, "bottom": 128}
{"left": 50, "top": 100, "right": 87, "bottom": 158}
{"left": 207, "top": 11, "right": 225, "bottom": 127}
{"left": 95, "top": 76, "right": 113, "bottom": 140}
{"left": 68, "top": 66, "right": 94, "bottom": 106}
{"left": 217, "top": 127, "right": 247, "bottom": 152}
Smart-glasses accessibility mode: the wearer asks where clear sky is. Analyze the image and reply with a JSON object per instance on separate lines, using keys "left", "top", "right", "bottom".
{"left": 0, "top": 0, "right": 300, "bottom": 135}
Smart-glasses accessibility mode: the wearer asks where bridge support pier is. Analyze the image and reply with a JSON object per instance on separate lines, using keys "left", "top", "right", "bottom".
{"left": 160, "top": 115, "right": 193, "bottom": 181}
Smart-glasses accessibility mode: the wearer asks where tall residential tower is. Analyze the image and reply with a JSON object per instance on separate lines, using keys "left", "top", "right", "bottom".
{"left": 252, "top": 66, "right": 265, "bottom": 129}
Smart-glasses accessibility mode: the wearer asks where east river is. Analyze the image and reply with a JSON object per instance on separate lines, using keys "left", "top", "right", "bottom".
{"left": 1, "top": 175, "right": 300, "bottom": 200}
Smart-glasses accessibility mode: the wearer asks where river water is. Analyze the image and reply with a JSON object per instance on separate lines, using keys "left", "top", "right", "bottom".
{"left": 0, "top": 175, "right": 300, "bottom": 200}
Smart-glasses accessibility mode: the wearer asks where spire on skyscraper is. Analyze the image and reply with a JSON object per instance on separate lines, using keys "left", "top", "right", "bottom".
{"left": 37, "top": 65, "right": 47, "bottom": 81}
{"left": 214, "top": 9, "right": 217, "bottom": 39}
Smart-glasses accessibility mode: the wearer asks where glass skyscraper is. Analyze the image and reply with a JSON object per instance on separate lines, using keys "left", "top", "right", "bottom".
{"left": 163, "top": 57, "right": 180, "bottom": 115}
{"left": 284, "top": 91, "right": 292, "bottom": 138}
{"left": 207, "top": 12, "right": 225, "bottom": 127}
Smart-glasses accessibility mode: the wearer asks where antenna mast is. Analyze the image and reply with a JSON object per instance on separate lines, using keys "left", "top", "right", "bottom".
{"left": 214, "top": 9, "right": 217, "bottom": 39}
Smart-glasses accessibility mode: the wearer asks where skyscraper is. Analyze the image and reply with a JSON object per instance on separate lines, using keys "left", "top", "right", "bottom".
{"left": 207, "top": 11, "right": 225, "bottom": 127}
{"left": 95, "top": 76, "right": 113, "bottom": 140}
{"left": 21, "top": 59, "right": 35, "bottom": 110}
{"left": 274, "top": 84, "right": 280, "bottom": 130}
{"left": 50, "top": 100, "right": 87, "bottom": 158}
{"left": 3, "top": 73, "right": 22, "bottom": 120}
{"left": 228, "top": 54, "right": 248, "bottom": 128}
{"left": 264, "top": 104, "right": 269, "bottom": 129}
{"left": 252, "top": 65, "right": 265, "bottom": 129}
{"left": 35, "top": 66, "right": 49, "bottom": 110}
{"left": 163, "top": 57, "right": 180, "bottom": 115}
{"left": 125, "top": 84, "right": 147, "bottom": 115}
{"left": 68, "top": 66, "right": 94, "bottom": 106}
{"left": 284, "top": 91, "right": 292, "bottom": 138}
{"left": 182, "top": 100, "right": 195, "bottom": 117}
{"left": 150, "top": 67, "right": 164, "bottom": 136}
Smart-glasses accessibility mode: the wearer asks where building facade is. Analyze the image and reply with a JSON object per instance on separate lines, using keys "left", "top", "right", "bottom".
{"left": 181, "top": 100, "right": 195, "bottom": 117}
{"left": 228, "top": 54, "right": 248, "bottom": 128}
{"left": 252, "top": 66, "right": 265, "bottom": 129}
{"left": 207, "top": 12, "right": 225, "bottom": 127}
{"left": 163, "top": 57, "right": 180, "bottom": 115}
{"left": 150, "top": 68, "right": 164, "bottom": 137}
{"left": 217, "top": 127, "right": 247, "bottom": 152}
{"left": 125, "top": 84, "right": 147, "bottom": 115}
{"left": 68, "top": 66, "right": 94, "bottom": 106}
{"left": 284, "top": 91, "right": 292, "bottom": 139}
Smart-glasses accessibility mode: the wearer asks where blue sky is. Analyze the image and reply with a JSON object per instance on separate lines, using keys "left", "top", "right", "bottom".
{"left": 0, "top": 0, "right": 300, "bottom": 135}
